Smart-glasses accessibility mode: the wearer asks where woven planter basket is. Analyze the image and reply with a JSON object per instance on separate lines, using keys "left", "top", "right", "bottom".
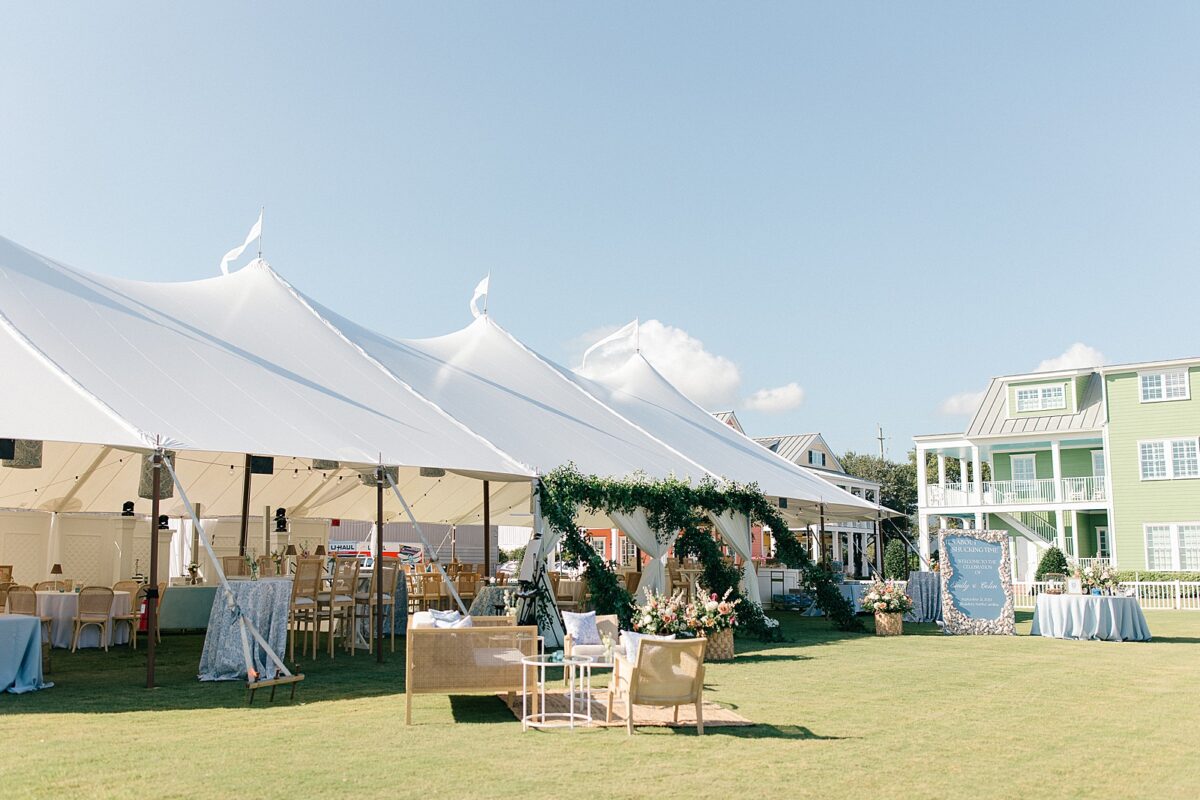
{"left": 704, "top": 628, "right": 735, "bottom": 661}
{"left": 874, "top": 612, "right": 903, "bottom": 637}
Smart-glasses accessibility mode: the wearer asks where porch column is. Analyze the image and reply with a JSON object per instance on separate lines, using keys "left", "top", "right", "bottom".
{"left": 859, "top": 533, "right": 869, "bottom": 576}
{"left": 937, "top": 454, "right": 947, "bottom": 495}
{"left": 918, "top": 513, "right": 931, "bottom": 568}
{"left": 846, "top": 530, "right": 855, "bottom": 576}
{"left": 1055, "top": 509, "right": 1067, "bottom": 553}
{"left": 975, "top": 511, "right": 985, "bottom": 530}
{"left": 916, "top": 444, "right": 929, "bottom": 508}
{"left": 971, "top": 445, "right": 983, "bottom": 504}
{"left": 1051, "top": 440, "right": 1063, "bottom": 502}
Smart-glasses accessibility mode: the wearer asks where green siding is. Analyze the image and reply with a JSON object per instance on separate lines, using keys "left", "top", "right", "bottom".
{"left": 993, "top": 448, "right": 1098, "bottom": 481}
{"left": 1105, "top": 366, "right": 1200, "bottom": 570}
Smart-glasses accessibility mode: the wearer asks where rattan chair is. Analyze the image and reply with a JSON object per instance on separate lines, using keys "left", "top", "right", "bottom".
{"left": 352, "top": 557, "right": 402, "bottom": 655}
{"left": 0, "top": 565, "right": 13, "bottom": 584}
{"left": 222, "top": 555, "right": 248, "bottom": 577}
{"left": 315, "top": 557, "right": 358, "bottom": 657}
{"left": 72, "top": 586, "right": 115, "bottom": 652}
{"left": 0, "top": 583, "right": 12, "bottom": 612}
{"left": 288, "top": 557, "right": 322, "bottom": 661}
{"left": 608, "top": 638, "right": 707, "bottom": 735}
{"left": 35, "top": 580, "right": 68, "bottom": 592}
{"left": 111, "top": 580, "right": 142, "bottom": 649}
{"left": 256, "top": 555, "right": 274, "bottom": 576}
{"left": 7, "top": 585, "right": 52, "bottom": 672}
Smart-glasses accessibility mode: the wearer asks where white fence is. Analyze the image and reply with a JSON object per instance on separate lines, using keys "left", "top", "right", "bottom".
{"left": 1013, "top": 581, "right": 1200, "bottom": 611}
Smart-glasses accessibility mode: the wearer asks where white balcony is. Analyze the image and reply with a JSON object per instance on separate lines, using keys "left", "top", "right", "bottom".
{"left": 925, "top": 476, "right": 1107, "bottom": 508}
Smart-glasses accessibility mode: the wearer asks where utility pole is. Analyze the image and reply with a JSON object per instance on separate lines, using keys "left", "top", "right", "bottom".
{"left": 876, "top": 424, "right": 888, "bottom": 459}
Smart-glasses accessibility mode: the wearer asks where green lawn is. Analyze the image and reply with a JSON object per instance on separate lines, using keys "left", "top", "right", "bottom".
{"left": 3, "top": 612, "right": 1199, "bottom": 799}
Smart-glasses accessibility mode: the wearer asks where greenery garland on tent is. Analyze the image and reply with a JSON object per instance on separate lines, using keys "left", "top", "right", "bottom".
{"left": 536, "top": 464, "right": 863, "bottom": 636}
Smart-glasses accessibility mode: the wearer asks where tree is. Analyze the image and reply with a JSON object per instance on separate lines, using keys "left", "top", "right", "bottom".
{"left": 1035, "top": 546, "right": 1069, "bottom": 579}
{"left": 839, "top": 451, "right": 917, "bottom": 534}
{"left": 883, "top": 539, "right": 908, "bottom": 580}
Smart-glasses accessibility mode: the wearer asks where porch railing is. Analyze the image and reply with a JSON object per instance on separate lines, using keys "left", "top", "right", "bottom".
{"left": 1013, "top": 581, "right": 1200, "bottom": 611}
{"left": 925, "top": 476, "right": 1107, "bottom": 507}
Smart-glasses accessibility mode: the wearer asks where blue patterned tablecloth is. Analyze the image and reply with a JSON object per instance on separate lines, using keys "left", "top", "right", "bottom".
{"left": 803, "top": 582, "right": 869, "bottom": 616}
{"left": 904, "top": 571, "right": 942, "bottom": 623}
{"left": 1030, "top": 594, "right": 1151, "bottom": 642}
{"left": 0, "top": 616, "right": 48, "bottom": 693}
{"left": 468, "top": 585, "right": 512, "bottom": 617}
{"left": 198, "top": 578, "right": 292, "bottom": 681}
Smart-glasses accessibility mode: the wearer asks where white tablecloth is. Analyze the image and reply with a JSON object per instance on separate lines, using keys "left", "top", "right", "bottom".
{"left": 1030, "top": 594, "right": 1151, "bottom": 642}
{"left": 37, "top": 591, "right": 131, "bottom": 649}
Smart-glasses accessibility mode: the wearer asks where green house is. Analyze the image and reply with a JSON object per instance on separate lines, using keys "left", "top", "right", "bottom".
{"left": 915, "top": 357, "right": 1200, "bottom": 578}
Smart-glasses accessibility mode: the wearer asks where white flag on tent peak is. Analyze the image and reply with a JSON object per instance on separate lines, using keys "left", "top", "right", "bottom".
{"left": 470, "top": 274, "right": 490, "bottom": 319}
{"left": 218, "top": 210, "right": 264, "bottom": 276}
{"left": 580, "top": 318, "right": 639, "bottom": 371}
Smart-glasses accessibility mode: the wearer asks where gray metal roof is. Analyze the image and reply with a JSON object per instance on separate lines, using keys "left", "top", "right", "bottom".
{"left": 711, "top": 410, "right": 744, "bottom": 434}
{"left": 965, "top": 372, "right": 1106, "bottom": 437}
{"left": 753, "top": 433, "right": 820, "bottom": 463}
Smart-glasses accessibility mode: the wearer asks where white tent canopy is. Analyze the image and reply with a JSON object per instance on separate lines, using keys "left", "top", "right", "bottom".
{"left": 0, "top": 236, "right": 534, "bottom": 524}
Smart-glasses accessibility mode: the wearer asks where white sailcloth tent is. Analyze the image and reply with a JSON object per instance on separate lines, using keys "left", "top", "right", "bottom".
{"left": 0, "top": 236, "right": 535, "bottom": 530}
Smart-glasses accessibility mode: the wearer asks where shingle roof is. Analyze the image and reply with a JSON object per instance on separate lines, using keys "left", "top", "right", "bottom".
{"left": 965, "top": 372, "right": 1106, "bottom": 437}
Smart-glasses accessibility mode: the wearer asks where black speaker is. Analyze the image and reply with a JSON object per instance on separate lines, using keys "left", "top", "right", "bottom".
{"left": 158, "top": 514, "right": 169, "bottom": 530}
{"left": 0, "top": 439, "right": 14, "bottom": 460}
{"left": 249, "top": 456, "right": 274, "bottom": 475}
{"left": 274, "top": 507, "right": 288, "bottom": 533}
{"left": 121, "top": 501, "right": 135, "bottom": 516}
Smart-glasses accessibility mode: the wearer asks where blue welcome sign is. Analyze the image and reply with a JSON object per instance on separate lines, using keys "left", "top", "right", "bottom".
{"left": 939, "top": 530, "right": 1014, "bottom": 635}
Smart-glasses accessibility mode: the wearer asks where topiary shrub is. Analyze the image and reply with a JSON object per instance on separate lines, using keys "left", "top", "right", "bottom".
{"left": 883, "top": 539, "right": 909, "bottom": 580}
{"left": 1035, "top": 546, "right": 1069, "bottom": 579}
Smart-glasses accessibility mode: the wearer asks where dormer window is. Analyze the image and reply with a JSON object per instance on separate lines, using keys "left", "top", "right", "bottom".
{"left": 1015, "top": 384, "right": 1066, "bottom": 412}
{"left": 808, "top": 450, "right": 826, "bottom": 467}
{"left": 1140, "top": 369, "right": 1190, "bottom": 403}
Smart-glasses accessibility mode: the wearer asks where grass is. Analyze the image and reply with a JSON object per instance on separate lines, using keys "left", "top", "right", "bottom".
{"left": 3, "top": 611, "right": 1199, "bottom": 799}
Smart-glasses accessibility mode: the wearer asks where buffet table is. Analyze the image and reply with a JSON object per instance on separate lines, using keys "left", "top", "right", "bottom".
{"left": 1030, "top": 594, "right": 1151, "bottom": 642}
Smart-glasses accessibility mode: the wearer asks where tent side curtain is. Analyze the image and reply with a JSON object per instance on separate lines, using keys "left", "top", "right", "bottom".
{"left": 609, "top": 508, "right": 676, "bottom": 601}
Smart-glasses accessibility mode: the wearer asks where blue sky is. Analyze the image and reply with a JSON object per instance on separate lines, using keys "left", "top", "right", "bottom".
{"left": 2, "top": 4, "right": 1197, "bottom": 458}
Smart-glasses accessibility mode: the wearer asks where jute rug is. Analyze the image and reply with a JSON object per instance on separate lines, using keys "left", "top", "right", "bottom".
{"left": 499, "top": 690, "right": 752, "bottom": 728}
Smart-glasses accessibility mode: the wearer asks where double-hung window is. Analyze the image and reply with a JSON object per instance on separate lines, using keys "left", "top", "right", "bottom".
{"left": 1144, "top": 523, "right": 1200, "bottom": 571}
{"left": 1140, "top": 369, "right": 1190, "bottom": 403}
{"left": 1139, "top": 438, "right": 1200, "bottom": 480}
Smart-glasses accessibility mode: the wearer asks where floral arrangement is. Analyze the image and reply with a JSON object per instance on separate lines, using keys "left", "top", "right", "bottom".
{"left": 684, "top": 588, "right": 740, "bottom": 633}
{"left": 271, "top": 548, "right": 286, "bottom": 575}
{"left": 245, "top": 553, "right": 260, "bottom": 580}
{"left": 632, "top": 590, "right": 688, "bottom": 635}
{"left": 632, "top": 589, "right": 742, "bottom": 637}
{"left": 1076, "top": 563, "right": 1118, "bottom": 593}
{"left": 861, "top": 579, "right": 913, "bottom": 615}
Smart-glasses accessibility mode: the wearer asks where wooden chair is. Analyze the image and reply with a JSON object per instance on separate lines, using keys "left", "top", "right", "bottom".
{"left": 457, "top": 572, "right": 479, "bottom": 604}
{"left": 72, "top": 586, "right": 115, "bottom": 652}
{"left": 112, "top": 580, "right": 142, "bottom": 649}
{"left": 222, "top": 555, "right": 248, "bottom": 577}
{"left": 316, "top": 557, "right": 358, "bottom": 657}
{"left": 288, "top": 557, "right": 322, "bottom": 661}
{"left": 353, "top": 557, "right": 403, "bottom": 654}
{"left": 419, "top": 571, "right": 445, "bottom": 611}
{"left": 608, "top": 638, "right": 707, "bottom": 735}
{"left": 625, "top": 571, "right": 642, "bottom": 597}
{"left": 7, "top": 585, "right": 52, "bottom": 672}
{"left": 256, "top": 555, "right": 274, "bottom": 576}
{"left": 0, "top": 565, "right": 12, "bottom": 584}
{"left": 0, "top": 583, "right": 12, "bottom": 612}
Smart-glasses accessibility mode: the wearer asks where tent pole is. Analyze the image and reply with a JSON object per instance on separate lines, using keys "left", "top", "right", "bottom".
{"left": 482, "top": 480, "right": 491, "bottom": 577}
{"left": 146, "top": 449, "right": 162, "bottom": 689}
{"left": 384, "top": 472, "right": 468, "bottom": 615}
{"left": 238, "top": 454, "right": 252, "bottom": 556}
{"left": 375, "top": 467, "right": 385, "bottom": 664}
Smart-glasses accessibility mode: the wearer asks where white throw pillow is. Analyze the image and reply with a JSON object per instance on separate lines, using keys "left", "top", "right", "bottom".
{"left": 562, "top": 610, "right": 600, "bottom": 645}
{"left": 429, "top": 608, "right": 462, "bottom": 624}
{"left": 449, "top": 616, "right": 474, "bottom": 628}
{"left": 411, "top": 611, "right": 436, "bottom": 629}
{"left": 622, "top": 631, "right": 675, "bottom": 663}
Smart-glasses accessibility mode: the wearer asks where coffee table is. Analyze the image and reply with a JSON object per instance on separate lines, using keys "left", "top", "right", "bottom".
{"left": 521, "top": 654, "right": 593, "bottom": 730}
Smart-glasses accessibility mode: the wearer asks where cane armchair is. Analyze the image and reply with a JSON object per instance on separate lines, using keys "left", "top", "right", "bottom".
{"left": 72, "top": 586, "right": 115, "bottom": 652}
{"left": 607, "top": 638, "right": 707, "bottom": 734}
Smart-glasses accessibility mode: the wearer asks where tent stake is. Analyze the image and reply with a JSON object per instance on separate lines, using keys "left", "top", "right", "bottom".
{"left": 238, "top": 454, "right": 252, "bottom": 556}
{"left": 482, "top": 480, "right": 491, "bottom": 577}
{"left": 146, "top": 449, "right": 162, "bottom": 689}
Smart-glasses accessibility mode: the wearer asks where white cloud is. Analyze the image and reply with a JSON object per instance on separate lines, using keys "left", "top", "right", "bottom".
{"left": 576, "top": 319, "right": 743, "bottom": 409}
{"left": 940, "top": 342, "right": 1107, "bottom": 416}
{"left": 576, "top": 320, "right": 809, "bottom": 414}
{"left": 1033, "top": 342, "right": 1106, "bottom": 373}
{"left": 940, "top": 390, "right": 986, "bottom": 416}
{"left": 744, "top": 382, "right": 806, "bottom": 413}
